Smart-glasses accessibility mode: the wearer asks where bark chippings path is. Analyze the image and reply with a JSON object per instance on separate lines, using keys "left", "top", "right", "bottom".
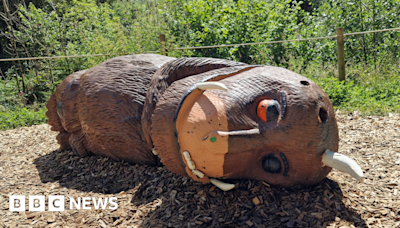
{"left": 0, "top": 113, "right": 399, "bottom": 228}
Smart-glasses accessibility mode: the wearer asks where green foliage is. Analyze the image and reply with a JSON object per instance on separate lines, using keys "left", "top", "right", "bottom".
{"left": 0, "top": 0, "right": 171, "bottom": 130}
{"left": 287, "top": 59, "right": 400, "bottom": 116}
{"left": 160, "top": 0, "right": 306, "bottom": 63}
{"left": 0, "top": 76, "right": 47, "bottom": 130}
{"left": 299, "top": 0, "right": 400, "bottom": 65}
{"left": 1, "top": 0, "right": 169, "bottom": 104}
{"left": 161, "top": 0, "right": 400, "bottom": 66}
{"left": 112, "top": 0, "right": 168, "bottom": 53}
{"left": 315, "top": 76, "right": 400, "bottom": 116}
{"left": 16, "top": 0, "right": 131, "bottom": 70}
{"left": 1, "top": 0, "right": 400, "bottom": 131}
{"left": 0, "top": 107, "right": 47, "bottom": 130}
{"left": 0, "top": 102, "right": 47, "bottom": 130}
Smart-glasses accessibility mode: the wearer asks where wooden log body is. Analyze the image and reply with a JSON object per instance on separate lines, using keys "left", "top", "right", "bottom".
{"left": 47, "top": 54, "right": 339, "bottom": 187}
{"left": 46, "top": 54, "right": 175, "bottom": 165}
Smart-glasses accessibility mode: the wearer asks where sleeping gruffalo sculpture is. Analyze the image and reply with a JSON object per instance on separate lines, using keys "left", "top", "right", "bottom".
{"left": 46, "top": 54, "right": 364, "bottom": 191}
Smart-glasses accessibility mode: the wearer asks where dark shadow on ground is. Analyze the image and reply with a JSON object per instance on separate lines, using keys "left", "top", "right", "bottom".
{"left": 34, "top": 149, "right": 153, "bottom": 194}
{"left": 34, "top": 149, "right": 367, "bottom": 228}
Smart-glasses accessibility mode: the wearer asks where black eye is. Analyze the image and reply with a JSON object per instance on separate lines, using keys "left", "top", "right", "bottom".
{"left": 266, "top": 100, "right": 280, "bottom": 122}
{"left": 262, "top": 154, "right": 282, "bottom": 174}
{"left": 257, "top": 99, "right": 280, "bottom": 122}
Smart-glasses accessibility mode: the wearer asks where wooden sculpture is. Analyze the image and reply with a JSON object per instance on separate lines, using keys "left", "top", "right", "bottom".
{"left": 46, "top": 54, "right": 364, "bottom": 191}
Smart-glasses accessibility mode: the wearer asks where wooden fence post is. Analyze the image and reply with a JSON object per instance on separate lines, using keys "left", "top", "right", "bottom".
{"left": 159, "top": 34, "right": 167, "bottom": 56}
{"left": 336, "top": 27, "right": 345, "bottom": 81}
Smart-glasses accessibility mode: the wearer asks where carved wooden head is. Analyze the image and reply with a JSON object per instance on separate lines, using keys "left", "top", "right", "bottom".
{"left": 151, "top": 61, "right": 362, "bottom": 187}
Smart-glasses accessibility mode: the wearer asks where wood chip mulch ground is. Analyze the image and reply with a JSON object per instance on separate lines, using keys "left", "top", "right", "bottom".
{"left": 0, "top": 112, "right": 399, "bottom": 228}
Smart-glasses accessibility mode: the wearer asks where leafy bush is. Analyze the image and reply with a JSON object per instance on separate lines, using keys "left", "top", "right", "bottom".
{"left": 0, "top": 104, "right": 47, "bottom": 130}
{"left": 15, "top": 0, "right": 131, "bottom": 73}
{"left": 160, "top": 0, "right": 306, "bottom": 63}
{"left": 160, "top": 0, "right": 400, "bottom": 67}
{"left": 1, "top": 0, "right": 168, "bottom": 105}
{"left": 306, "top": 0, "right": 400, "bottom": 65}
{"left": 1, "top": 0, "right": 399, "bottom": 131}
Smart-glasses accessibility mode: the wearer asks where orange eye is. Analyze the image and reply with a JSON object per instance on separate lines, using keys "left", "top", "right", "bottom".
{"left": 257, "top": 99, "right": 280, "bottom": 122}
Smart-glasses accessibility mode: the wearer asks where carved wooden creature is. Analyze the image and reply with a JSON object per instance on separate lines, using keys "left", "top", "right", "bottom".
{"left": 46, "top": 54, "right": 364, "bottom": 191}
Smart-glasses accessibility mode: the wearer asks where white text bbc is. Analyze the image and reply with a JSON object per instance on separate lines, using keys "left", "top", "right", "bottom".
{"left": 9, "top": 195, "right": 118, "bottom": 211}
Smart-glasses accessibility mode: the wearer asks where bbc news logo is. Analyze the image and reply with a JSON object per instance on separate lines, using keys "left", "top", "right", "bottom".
{"left": 9, "top": 195, "right": 118, "bottom": 211}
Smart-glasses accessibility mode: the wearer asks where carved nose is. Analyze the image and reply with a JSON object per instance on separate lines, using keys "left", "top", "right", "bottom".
{"left": 319, "top": 107, "right": 328, "bottom": 123}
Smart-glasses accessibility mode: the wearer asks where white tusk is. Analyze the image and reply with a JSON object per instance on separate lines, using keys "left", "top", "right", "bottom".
{"left": 192, "top": 169, "right": 205, "bottom": 178}
{"left": 195, "top": 82, "right": 228, "bottom": 91}
{"left": 210, "top": 178, "right": 236, "bottom": 191}
{"left": 187, "top": 160, "right": 196, "bottom": 170}
{"left": 183, "top": 151, "right": 191, "bottom": 161}
{"left": 322, "top": 150, "right": 365, "bottom": 183}
{"left": 152, "top": 148, "right": 158, "bottom": 155}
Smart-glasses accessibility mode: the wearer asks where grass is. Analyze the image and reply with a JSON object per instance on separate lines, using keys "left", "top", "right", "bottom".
{"left": 315, "top": 76, "right": 400, "bottom": 116}
{"left": 0, "top": 60, "right": 399, "bottom": 131}
{"left": 0, "top": 105, "right": 47, "bottom": 131}
{"left": 0, "top": 80, "right": 48, "bottom": 131}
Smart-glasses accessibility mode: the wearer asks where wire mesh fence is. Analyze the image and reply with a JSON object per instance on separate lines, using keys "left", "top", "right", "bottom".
{"left": 0, "top": 26, "right": 399, "bottom": 96}
{"left": 2, "top": 27, "right": 399, "bottom": 61}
